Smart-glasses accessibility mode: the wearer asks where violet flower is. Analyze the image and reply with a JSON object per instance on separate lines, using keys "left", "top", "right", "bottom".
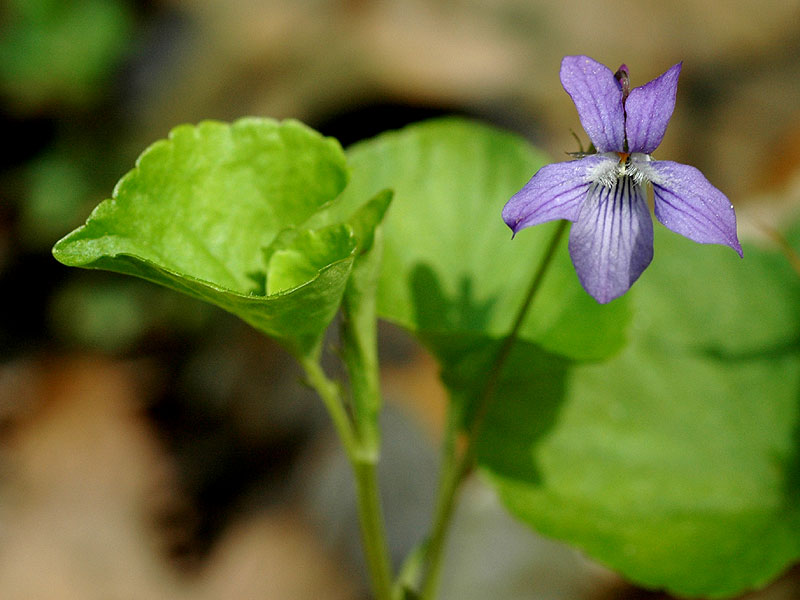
{"left": 503, "top": 55, "right": 742, "bottom": 304}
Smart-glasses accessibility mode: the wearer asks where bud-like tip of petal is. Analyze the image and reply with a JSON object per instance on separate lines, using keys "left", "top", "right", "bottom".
{"left": 614, "top": 65, "right": 630, "bottom": 101}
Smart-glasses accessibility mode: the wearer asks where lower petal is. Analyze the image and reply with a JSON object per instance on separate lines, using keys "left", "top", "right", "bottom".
{"left": 647, "top": 160, "right": 743, "bottom": 256}
{"left": 569, "top": 177, "right": 654, "bottom": 303}
{"left": 503, "top": 154, "right": 616, "bottom": 235}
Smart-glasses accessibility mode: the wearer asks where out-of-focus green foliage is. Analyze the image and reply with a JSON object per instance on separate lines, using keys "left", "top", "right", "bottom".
{"left": 0, "top": 0, "right": 133, "bottom": 109}
{"left": 20, "top": 154, "right": 93, "bottom": 249}
{"left": 49, "top": 276, "right": 213, "bottom": 352}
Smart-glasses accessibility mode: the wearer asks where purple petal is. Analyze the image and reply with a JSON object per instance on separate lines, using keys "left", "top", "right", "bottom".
{"left": 503, "top": 154, "right": 616, "bottom": 234}
{"left": 568, "top": 177, "right": 654, "bottom": 303}
{"left": 560, "top": 56, "right": 625, "bottom": 153}
{"left": 625, "top": 62, "right": 682, "bottom": 154}
{"left": 647, "top": 160, "right": 742, "bottom": 256}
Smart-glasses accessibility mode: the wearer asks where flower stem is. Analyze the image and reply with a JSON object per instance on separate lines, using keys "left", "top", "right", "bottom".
{"left": 417, "top": 404, "right": 468, "bottom": 599}
{"left": 353, "top": 456, "right": 394, "bottom": 600}
{"left": 300, "top": 357, "right": 393, "bottom": 600}
{"left": 418, "top": 219, "right": 569, "bottom": 599}
{"left": 470, "top": 219, "right": 569, "bottom": 438}
{"left": 301, "top": 357, "right": 357, "bottom": 459}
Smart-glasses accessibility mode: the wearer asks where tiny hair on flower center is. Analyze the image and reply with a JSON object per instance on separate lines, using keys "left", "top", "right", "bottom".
{"left": 592, "top": 152, "right": 650, "bottom": 188}
{"left": 616, "top": 152, "right": 649, "bottom": 186}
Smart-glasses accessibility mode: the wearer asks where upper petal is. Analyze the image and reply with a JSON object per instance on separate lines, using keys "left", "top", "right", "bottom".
{"left": 568, "top": 176, "right": 654, "bottom": 303}
{"left": 503, "top": 154, "right": 617, "bottom": 234}
{"left": 625, "top": 62, "right": 682, "bottom": 154}
{"left": 646, "top": 160, "right": 742, "bottom": 256}
{"left": 560, "top": 56, "right": 625, "bottom": 153}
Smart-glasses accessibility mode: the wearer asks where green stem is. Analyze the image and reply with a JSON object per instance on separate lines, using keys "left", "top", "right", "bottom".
{"left": 417, "top": 404, "right": 468, "bottom": 599}
{"left": 419, "top": 220, "right": 569, "bottom": 599}
{"left": 341, "top": 238, "right": 383, "bottom": 460}
{"left": 353, "top": 457, "right": 394, "bottom": 600}
{"left": 301, "top": 356, "right": 393, "bottom": 600}
{"left": 342, "top": 233, "right": 394, "bottom": 599}
{"left": 303, "top": 227, "right": 395, "bottom": 600}
{"left": 301, "top": 357, "right": 357, "bottom": 459}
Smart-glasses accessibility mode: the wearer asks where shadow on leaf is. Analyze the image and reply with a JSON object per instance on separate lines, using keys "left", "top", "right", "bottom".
{"left": 409, "top": 263, "right": 495, "bottom": 335}
{"left": 475, "top": 340, "right": 570, "bottom": 485}
{"left": 407, "top": 261, "right": 570, "bottom": 486}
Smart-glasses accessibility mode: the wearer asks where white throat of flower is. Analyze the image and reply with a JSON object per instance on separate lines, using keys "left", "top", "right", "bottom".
{"left": 592, "top": 152, "right": 653, "bottom": 188}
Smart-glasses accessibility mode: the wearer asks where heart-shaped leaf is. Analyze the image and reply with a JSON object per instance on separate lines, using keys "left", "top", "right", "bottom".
{"left": 53, "top": 118, "right": 354, "bottom": 356}
{"left": 479, "top": 228, "right": 800, "bottom": 597}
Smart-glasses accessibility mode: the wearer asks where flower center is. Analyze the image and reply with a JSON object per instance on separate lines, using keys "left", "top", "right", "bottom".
{"left": 594, "top": 152, "right": 651, "bottom": 188}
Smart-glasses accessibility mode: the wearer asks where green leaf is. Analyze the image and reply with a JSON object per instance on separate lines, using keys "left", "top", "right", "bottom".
{"left": 333, "top": 118, "right": 631, "bottom": 363}
{"left": 264, "top": 224, "right": 355, "bottom": 295}
{"left": 479, "top": 227, "right": 800, "bottom": 597}
{"left": 53, "top": 118, "right": 354, "bottom": 357}
{"left": 346, "top": 189, "right": 394, "bottom": 253}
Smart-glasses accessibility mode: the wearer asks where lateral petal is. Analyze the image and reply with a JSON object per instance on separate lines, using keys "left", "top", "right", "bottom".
{"left": 503, "top": 154, "right": 616, "bottom": 234}
{"left": 560, "top": 56, "right": 626, "bottom": 153}
{"left": 625, "top": 62, "right": 682, "bottom": 154}
{"left": 647, "top": 160, "right": 743, "bottom": 256}
{"left": 568, "top": 177, "right": 654, "bottom": 303}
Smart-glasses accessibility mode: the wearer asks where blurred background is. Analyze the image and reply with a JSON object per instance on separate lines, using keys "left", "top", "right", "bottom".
{"left": 2, "top": 0, "right": 800, "bottom": 598}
